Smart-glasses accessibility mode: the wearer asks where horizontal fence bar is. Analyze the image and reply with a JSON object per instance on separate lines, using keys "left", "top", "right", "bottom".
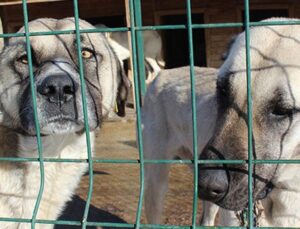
{"left": 0, "top": 157, "right": 299, "bottom": 164}
{"left": 0, "top": 218, "right": 81, "bottom": 226}
{"left": 139, "top": 20, "right": 300, "bottom": 30}
{"left": 1, "top": 19, "right": 300, "bottom": 39}
{"left": 0, "top": 27, "right": 129, "bottom": 38}
{"left": 0, "top": 217, "right": 294, "bottom": 229}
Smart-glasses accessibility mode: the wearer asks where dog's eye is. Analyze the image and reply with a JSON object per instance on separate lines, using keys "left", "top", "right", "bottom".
{"left": 271, "top": 105, "right": 294, "bottom": 117}
{"left": 81, "top": 49, "right": 94, "bottom": 59}
{"left": 17, "top": 55, "right": 28, "bottom": 64}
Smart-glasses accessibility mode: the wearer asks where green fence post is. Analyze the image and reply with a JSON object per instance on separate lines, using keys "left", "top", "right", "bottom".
{"left": 129, "top": 0, "right": 145, "bottom": 228}
{"left": 243, "top": 0, "right": 254, "bottom": 228}
{"left": 21, "top": 1, "right": 45, "bottom": 228}
{"left": 186, "top": 0, "right": 199, "bottom": 228}
{"left": 133, "top": 0, "right": 147, "bottom": 99}
{"left": 72, "top": 1, "right": 94, "bottom": 228}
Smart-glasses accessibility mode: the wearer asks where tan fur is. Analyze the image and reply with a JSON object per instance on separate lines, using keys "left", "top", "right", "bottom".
{"left": 200, "top": 17, "right": 300, "bottom": 226}
{"left": 143, "top": 17, "right": 300, "bottom": 227}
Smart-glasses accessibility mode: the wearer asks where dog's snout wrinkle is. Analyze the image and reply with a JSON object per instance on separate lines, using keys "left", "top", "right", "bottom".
{"left": 38, "top": 74, "right": 77, "bottom": 105}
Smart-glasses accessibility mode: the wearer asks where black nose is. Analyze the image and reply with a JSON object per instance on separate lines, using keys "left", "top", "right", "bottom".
{"left": 198, "top": 168, "right": 228, "bottom": 202}
{"left": 38, "top": 74, "right": 77, "bottom": 104}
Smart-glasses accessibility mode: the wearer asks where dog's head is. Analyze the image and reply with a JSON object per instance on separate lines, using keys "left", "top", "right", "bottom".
{"left": 198, "top": 18, "right": 300, "bottom": 210}
{"left": 0, "top": 18, "right": 129, "bottom": 136}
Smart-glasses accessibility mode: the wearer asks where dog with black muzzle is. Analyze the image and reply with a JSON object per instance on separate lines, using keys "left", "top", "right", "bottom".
{"left": 143, "top": 17, "right": 300, "bottom": 227}
{"left": 0, "top": 17, "right": 128, "bottom": 228}
{"left": 198, "top": 18, "right": 300, "bottom": 226}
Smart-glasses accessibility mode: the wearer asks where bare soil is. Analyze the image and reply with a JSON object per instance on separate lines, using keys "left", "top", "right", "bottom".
{"left": 58, "top": 119, "right": 203, "bottom": 228}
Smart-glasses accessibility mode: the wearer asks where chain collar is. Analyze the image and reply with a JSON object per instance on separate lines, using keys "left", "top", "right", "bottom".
{"left": 235, "top": 201, "right": 264, "bottom": 227}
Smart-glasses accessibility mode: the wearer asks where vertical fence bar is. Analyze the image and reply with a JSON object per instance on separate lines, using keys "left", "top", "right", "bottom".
{"left": 129, "top": 0, "right": 145, "bottom": 228}
{"left": 186, "top": 0, "right": 199, "bottom": 228}
{"left": 72, "top": 1, "right": 94, "bottom": 228}
{"left": 244, "top": 0, "right": 254, "bottom": 228}
{"left": 133, "top": 0, "right": 146, "bottom": 98}
{"left": 21, "top": 1, "right": 45, "bottom": 228}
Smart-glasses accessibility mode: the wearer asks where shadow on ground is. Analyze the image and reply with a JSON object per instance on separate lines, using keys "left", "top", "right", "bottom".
{"left": 56, "top": 195, "right": 127, "bottom": 229}
{"left": 118, "top": 140, "right": 137, "bottom": 148}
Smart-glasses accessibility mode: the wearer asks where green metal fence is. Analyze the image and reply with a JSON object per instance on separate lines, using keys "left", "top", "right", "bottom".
{"left": 0, "top": 0, "right": 300, "bottom": 228}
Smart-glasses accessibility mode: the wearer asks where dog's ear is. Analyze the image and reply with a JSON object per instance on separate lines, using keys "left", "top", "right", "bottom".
{"left": 115, "top": 59, "right": 131, "bottom": 117}
{"left": 221, "top": 35, "right": 237, "bottom": 61}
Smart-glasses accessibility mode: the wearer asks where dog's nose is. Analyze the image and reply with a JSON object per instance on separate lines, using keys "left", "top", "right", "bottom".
{"left": 38, "top": 74, "right": 77, "bottom": 104}
{"left": 198, "top": 168, "right": 228, "bottom": 202}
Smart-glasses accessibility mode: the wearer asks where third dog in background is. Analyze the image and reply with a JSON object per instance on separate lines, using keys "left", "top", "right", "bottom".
{"left": 96, "top": 24, "right": 165, "bottom": 84}
{"left": 142, "top": 66, "right": 219, "bottom": 225}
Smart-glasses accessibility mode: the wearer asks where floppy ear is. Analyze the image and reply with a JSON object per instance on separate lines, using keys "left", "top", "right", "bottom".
{"left": 221, "top": 35, "right": 237, "bottom": 61}
{"left": 115, "top": 59, "right": 131, "bottom": 117}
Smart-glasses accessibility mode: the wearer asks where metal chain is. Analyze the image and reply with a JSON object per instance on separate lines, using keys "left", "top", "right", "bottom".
{"left": 235, "top": 201, "right": 264, "bottom": 227}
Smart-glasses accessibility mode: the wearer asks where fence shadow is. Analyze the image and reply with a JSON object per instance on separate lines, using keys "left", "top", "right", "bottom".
{"left": 56, "top": 195, "right": 127, "bottom": 229}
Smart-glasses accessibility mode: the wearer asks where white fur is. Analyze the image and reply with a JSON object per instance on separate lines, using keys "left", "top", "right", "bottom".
{"left": 142, "top": 66, "right": 220, "bottom": 225}
{"left": 0, "top": 128, "right": 93, "bottom": 229}
{"left": 215, "top": 18, "right": 300, "bottom": 227}
{"left": 0, "top": 17, "right": 123, "bottom": 229}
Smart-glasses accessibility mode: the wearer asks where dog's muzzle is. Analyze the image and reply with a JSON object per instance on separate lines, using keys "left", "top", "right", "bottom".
{"left": 198, "top": 145, "right": 230, "bottom": 203}
{"left": 37, "top": 74, "right": 77, "bottom": 105}
{"left": 37, "top": 73, "right": 79, "bottom": 120}
{"left": 198, "top": 167, "right": 229, "bottom": 203}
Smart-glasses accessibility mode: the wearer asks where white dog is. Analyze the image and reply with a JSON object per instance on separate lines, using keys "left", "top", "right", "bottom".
{"left": 0, "top": 18, "right": 128, "bottom": 228}
{"left": 142, "top": 66, "right": 220, "bottom": 225}
{"left": 96, "top": 24, "right": 164, "bottom": 84}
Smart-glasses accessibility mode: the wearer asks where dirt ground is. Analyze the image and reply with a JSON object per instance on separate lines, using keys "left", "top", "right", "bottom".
{"left": 58, "top": 116, "right": 203, "bottom": 228}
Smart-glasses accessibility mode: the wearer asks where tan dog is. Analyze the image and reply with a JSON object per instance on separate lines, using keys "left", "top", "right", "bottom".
{"left": 142, "top": 66, "right": 220, "bottom": 225}
{"left": 198, "top": 18, "right": 300, "bottom": 226}
{"left": 0, "top": 17, "right": 128, "bottom": 228}
{"left": 143, "top": 17, "right": 300, "bottom": 227}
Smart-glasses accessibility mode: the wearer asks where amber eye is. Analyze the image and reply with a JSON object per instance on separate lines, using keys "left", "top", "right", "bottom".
{"left": 17, "top": 55, "right": 28, "bottom": 64}
{"left": 81, "top": 49, "right": 94, "bottom": 59}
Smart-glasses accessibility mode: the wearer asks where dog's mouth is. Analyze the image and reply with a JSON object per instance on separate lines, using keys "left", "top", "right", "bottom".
{"left": 37, "top": 114, "right": 82, "bottom": 134}
{"left": 19, "top": 112, "right": 82, "bottom": 136}
{"left": 45, "top": 114, "right": 76, "bottom": 124}
{"left": 18, "top": 76, "right": 101, "bottom": 135}
{"left": 216, "top": 178, "right": 274, "bottom": 211}
{"left": 198, "top": 164, "right": 275, "bottom": 211}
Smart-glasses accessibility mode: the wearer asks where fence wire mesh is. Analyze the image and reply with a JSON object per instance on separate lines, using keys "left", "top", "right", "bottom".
{"left": 0, "top": 0, "right": 299, "bottom": 228}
